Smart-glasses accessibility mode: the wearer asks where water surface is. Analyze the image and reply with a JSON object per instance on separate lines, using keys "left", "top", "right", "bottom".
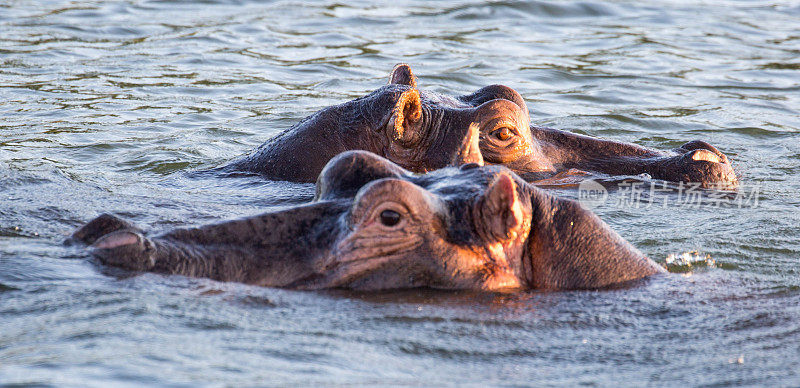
{"left": 1, "top": 0, "right": 799, "bottom": 385}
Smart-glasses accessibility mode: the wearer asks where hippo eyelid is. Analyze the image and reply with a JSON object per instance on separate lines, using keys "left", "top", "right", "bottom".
{"left": 349, "top": 177, "right": 444, "bottom": 227}
{"left": 366, "top": 202, "right": 410, "bottom": 230}
{"left": 476, "top": 115, "right": 518, "bottom": 135}
{"left": 482, "top": 128, "right": 521, "bottom": 149}
{"left": 349, "top": 178, "right": 413, "bottom": 223}
{"left": 490, "top": 125, "right": 519, "bottom": 138}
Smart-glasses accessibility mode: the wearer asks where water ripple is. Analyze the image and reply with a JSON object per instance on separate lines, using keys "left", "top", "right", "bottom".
{"left": 2, "top": 0, "right": 800, "bottom": 385}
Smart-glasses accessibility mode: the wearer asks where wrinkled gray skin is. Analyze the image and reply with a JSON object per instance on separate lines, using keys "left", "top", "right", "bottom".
{"left": 73, "top": 151, "right": 665, "bottom": 291}
{"left": 224, "top": 64, "right": 737, "bottom": 188}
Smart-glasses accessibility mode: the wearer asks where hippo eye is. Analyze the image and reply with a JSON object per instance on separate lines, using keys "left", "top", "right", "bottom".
{"left": 491, "top": 127, "right": 514, "bottom": 141}
{"left": 379, "top": 210, "right": 401, "bottom": 227}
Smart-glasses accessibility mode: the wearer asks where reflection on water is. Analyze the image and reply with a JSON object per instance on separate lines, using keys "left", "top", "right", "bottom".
{"left": 1, "top": 0, "right": 799, "bottom": 385}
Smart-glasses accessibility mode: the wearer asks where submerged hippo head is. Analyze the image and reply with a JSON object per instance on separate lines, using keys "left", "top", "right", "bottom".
{"left": 77, "top": 151, "right": 664, "bottom": 291}
{"left": 225, "top": 64, "right": 737, "bottom": 188}
{"left": 226, "top": 64, "right": 554, "bottom": 182}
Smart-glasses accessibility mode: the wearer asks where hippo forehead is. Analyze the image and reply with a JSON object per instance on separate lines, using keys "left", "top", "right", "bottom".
{"left": 418, "top": 89, "right": 472, "bottom": 109}
{"left": 363, "top": 84, "right": 497, "bottom": 110}
{"left": 317, "top": 150, "right": 515, "bottom": 205}
{"left": 409, "top": 164, "right": 505, "bottom": 198}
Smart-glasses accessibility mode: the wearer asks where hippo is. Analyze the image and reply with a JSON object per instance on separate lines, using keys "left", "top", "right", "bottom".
{"left": 224, "top": 64, "right": 737, "bottom": 188}
{"left": 73, "top": 151, "right": 665, "bottom": 291}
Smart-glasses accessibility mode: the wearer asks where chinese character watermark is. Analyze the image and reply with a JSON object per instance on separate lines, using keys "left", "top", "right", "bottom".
{"left": 577, "top": 180, "right": 760, "bottom": 209}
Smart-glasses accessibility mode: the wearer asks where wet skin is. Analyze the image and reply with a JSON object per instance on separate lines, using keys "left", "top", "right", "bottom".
{"left": 224, "top": 64, "right": 737, "bottom": 188}
{"left": 73, "top": 151, "right": 665, "bottom": 291}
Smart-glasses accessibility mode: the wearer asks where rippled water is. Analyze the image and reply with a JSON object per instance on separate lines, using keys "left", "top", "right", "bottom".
{"left": 2, "top": 0, "right": 799, "bottom": 385}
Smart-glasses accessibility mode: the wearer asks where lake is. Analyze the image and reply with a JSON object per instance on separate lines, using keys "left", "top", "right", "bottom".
{"left": 1, "top": 0, "right": 799, "bottom": 385}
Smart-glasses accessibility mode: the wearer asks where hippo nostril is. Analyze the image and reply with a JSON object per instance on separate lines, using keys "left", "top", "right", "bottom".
{"left": 460, "top": 163, "right": 481, "bottom": 171}
{"left": 380, "top": 210, "right": 401, "bottom": 227}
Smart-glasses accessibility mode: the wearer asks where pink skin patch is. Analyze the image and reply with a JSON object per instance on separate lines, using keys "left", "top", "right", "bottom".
{"left": 691, "top": 149, "right": 722, "bottom": 163}
{"left": 93, "top": 232, "right": 139, "bottom": 249}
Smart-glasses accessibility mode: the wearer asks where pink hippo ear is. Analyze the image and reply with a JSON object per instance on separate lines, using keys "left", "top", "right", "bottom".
{"left": 91, "top": 229, "right": 156, "bottom": 271}
{"left": 390, "top": 88, "right": 423, "bottom": 144}
{"left": 388, "top": 63, "right": 418, "bottom": 88}
{"left": 476, "top": 173, "right": 525, "bottom": 242}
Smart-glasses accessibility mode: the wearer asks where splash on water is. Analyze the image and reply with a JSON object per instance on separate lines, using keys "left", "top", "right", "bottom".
{"left": 664, "top": 250, "right": 716, "bottom": 273}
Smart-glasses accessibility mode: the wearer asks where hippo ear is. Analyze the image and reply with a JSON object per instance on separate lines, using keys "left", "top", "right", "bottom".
{"left": 70, "top": 213, "right": 140, "bottom": 245}
{"left": 451, "top": 123, "right": 484, "bottom": 166}
{"left": 91, "top": 229, "right": 156, "bottom": 271}
{"left": 476, "top": 173, "right": 524, "bottom": 242}
{"left": 391, "top": 88, "right": 423, "bottom": 144}
{"left": 388, "top": 63, "right": 418, "bottom": 88}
